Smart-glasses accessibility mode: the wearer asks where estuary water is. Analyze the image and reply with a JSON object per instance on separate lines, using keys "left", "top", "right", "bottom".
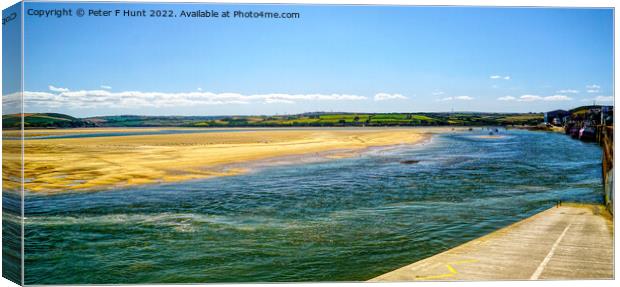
{"left": 22, "top": 129, "right": 603, "bottom": 284}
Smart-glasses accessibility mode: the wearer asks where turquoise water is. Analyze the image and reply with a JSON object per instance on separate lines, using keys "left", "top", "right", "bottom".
{"left": 22, "top": 129, "right": 603, "bottom": 284}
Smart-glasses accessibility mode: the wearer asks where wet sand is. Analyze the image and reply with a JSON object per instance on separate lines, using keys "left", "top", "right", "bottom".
{"left": 12, "top": 128, "right": 451, "bottom": 193}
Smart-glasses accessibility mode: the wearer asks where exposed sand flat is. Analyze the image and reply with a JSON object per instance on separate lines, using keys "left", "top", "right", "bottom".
{"left": 2, "top": 138, "right": 22, "bottom": 193}
{"left": 13, "top": 128, "right": 441, "bottom": 193}
{"left": 4, "top": 127, "right": 445, "bottom": 138}
{"left": 5, "top": 127, "right": 229, "bottom": 138}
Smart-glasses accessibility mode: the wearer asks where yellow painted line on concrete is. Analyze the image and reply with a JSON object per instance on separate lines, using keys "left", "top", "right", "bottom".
{"left": 370, "top": 204, "right": 613, "bottom": 281}
{"left": 414, "top": 259, "right": 479, "bottom": 280}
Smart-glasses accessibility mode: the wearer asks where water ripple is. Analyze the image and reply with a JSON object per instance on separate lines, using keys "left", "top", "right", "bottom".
{"left": 23, "top": 129, "right": 603, "bottom": 284}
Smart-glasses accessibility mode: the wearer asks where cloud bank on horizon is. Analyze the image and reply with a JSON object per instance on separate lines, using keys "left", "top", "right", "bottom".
{"left": 495, "top": 83, "right": 613, "bottom": 104}
{"left": 4, "top": 81, "right": 611, "bottom": 117}
{"left": 6, "top": 86, "right": 408, "bottom": 111}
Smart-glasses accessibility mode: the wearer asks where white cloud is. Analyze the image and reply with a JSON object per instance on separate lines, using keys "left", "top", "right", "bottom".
{"left": 510, "top": 94, "right": 572, "bottom": 102}
{"left": 543, "top": 95, "right": 572, "bottom": 101}
{"left": 517, "top": 95, "right": 542, "bottom": 102}
{"left": 440, "top": 96, "right": 474, "bottom": 101}
{"left": 586, "top": 84, "right": 601, "bottom": 93}
{"left": 432, "top": 91, "right": 444, "bottom": 96}
{"left": 374, "top": 93, "right": 407, "bottom": 101}
{"left": 100, "top": 85, "right": 112, "bottom": 90}
{"left": 48, "top": 85, "right": 69, "bottom": 92}
{"left": 581, "top": 96, "right": 613, "bottom": 103}
{"left": 2, "top": 92, "right": 22, "bottom": 113}
{"left": 263, "top": 98, "right": 295, "bottom": 104}
{"left": 557, "top": 89, "right": 579, "bottom": 94}
{"left": 21, "top": 88, "right": 370, "bottom": 109}
{"left": 497, "top": 96, "right": 516, "bottom": 101}
{"left": 595, "top": 96, "right": 613, "bottom": 102}
{"left": 490, "top": 75, "right": 510, "bottom": 80}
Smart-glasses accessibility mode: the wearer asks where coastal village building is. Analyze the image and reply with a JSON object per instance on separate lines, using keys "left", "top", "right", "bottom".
{"left": 544, "top": 109, "right": 569, "bottom": 126}
{"left": 563, "top": 105, "right": 613, "bottom": 142}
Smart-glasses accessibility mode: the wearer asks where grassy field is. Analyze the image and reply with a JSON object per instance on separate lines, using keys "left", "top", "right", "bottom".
{"left": 3, "top": 112, "right": 544, "bottom": 129}
{"left": 2, "top": 113, "right": 96, "bottom": 128}
{"left": 187, "top": 113, "right": 543, "bottom": 127}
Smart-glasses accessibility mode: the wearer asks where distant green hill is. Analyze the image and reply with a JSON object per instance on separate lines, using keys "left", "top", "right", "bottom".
{"left": 2, "top": 112, "right": 544, "bottom": 129}
{"left": 84, "top": 115, "right": 223, "bottom": 127}
{"left": 2, "top": 113, "right": 96, "bottom": 129}
{"left": 186, "top": 112, "right": 544, "bottom": 127}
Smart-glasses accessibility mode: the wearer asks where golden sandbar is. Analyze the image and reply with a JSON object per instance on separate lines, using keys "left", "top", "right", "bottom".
{"left": 11, "top": 128, "right": 448, "bottom": 193}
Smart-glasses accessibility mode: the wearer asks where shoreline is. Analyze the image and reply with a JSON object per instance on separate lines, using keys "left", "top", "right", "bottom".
{"left": 218, "top": 136, "right": 435, "bottom": 175}
{"left": 16, "top": 128, "right": 445, "bottom": 194}
{"left": 3, "top": 126, "right": 468, "bottom": 139}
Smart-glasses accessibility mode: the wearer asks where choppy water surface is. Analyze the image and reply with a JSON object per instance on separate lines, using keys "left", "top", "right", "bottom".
{"left": 23, "top": 129, "right": 603, "bottom": 284}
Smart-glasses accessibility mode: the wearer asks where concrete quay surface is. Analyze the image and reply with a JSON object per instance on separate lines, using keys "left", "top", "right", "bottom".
{"left": 370, "top": 204, "right": 614, "bottom": 281}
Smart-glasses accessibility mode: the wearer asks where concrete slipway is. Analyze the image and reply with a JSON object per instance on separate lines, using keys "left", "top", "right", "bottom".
{"left": 370, "top": 204, "right": 613, "bottom": 281}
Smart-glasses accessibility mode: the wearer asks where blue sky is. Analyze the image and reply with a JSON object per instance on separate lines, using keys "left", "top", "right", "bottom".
{"left": 15, "top": 2, "right": 614, "bottom": 117}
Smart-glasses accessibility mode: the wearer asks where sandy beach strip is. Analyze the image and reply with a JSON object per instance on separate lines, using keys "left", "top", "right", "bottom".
{"left": 14, "top": 128, "right": 446, "bottom": 193}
